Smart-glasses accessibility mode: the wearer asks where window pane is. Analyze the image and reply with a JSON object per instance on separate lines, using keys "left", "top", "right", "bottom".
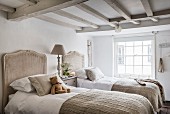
{"left": 134, "top": 66, "right": 142, "bottom": 75}
{"left": 134, "top": 46, "right": 142, "bottom": 55}
{"left": 118, "top": 42, "right": 125, "bottom": 46}
{"left": 116, "top": 40, "right": 153, "bottom": 79}
{"left": 118, "top": 65, "right": 125, "bottom": 74}
{"left": 143, "top": 56, "right": 151, "bottom": 65}
{"left": 117, "top": 56, "right": 125, "bottom": 65}
{"left": 126, "top": 47, "right": 133, "bottom": 55}
{"left": 134, "top": 41, "right": 142, "bottom": 46}
{"left": 118, "top": 45, "right": 124, "bottom": 55}
{"left": 125, "top": 56, "right": 133, "bottom": 65}
{"left": 134, "top": 56, "right": 142, "bottom": 65}
{"left": 126, "top": 66, "right": 133, "bottom": 74}
{"left": 126, "top": 42, "right": 133, "bottom": 46}
{"left": 143, "top": 46, "right": 151, "bottom": 55}
{"left": 143, "top": 40, "right": 151, "bottom": 45}
{"left": 143, "top": 66, "right": 151, "bottom": 75}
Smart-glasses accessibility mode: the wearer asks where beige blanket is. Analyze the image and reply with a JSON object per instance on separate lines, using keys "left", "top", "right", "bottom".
{"left": 111, "top": 79, "right": 162, "bottom": 112}
{"left": 60, "top": 89, "right": 154, "bottom": 114}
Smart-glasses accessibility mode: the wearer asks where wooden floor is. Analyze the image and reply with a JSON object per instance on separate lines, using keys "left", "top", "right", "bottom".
{"left": 159, "top": 101, "right": 170, "bottom": 114}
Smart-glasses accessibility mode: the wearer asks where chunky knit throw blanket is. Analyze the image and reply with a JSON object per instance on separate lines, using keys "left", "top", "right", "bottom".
{"left": 135, "top": 79, "right": 165, "bottom": 102}
{"left": 60, "top": 89, "right": 154, "bottom": 114}
{"left": 111, "top": 79, "right": 163, "bottom": 112}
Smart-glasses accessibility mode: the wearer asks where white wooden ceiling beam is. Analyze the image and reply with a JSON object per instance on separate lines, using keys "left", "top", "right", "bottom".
{"left": 8, "top": 0, "right": 88, "bottom": 21}
{"left": 130, "top": 20, "right": 140, "bottom": 25}
{"left": 110, "top": 9, "right": 170, "bottom": 23}
{"left": 18, "top": 0, "right": 37, "bottom": 5}
{"left": 0, "top": 4, "right": 15, "bottom": 13}
{"left": 104, "top": 0, "right": 140, "bottom": 25}
{"left": 76, "top": 3, "right": 116, "bottom": 27}
{"left": 140, "top": 0, "right": 153, "bottom": 16}
{"left": 104, "top": 0, "right": 130, "bottom": 20}
{"left": 53, "top": 10, "right": 99, "bottom": 28}
{"left": 77, "top": 17, "right": 170, "bottom": 33}
{"left": 148, "top": 17, "right": 158, "bottom": 22}
{"left": 36, "top": 15, "right": 82, "bottom": 30}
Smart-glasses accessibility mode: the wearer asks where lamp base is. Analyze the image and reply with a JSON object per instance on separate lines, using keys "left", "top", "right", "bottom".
{"left": 57, "top": 55, "right": 61, "bottom": 76}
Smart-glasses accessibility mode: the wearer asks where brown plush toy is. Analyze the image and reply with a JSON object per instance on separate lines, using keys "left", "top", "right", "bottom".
{"left": 50, "top": 76, "right": 70, "bottom": 94}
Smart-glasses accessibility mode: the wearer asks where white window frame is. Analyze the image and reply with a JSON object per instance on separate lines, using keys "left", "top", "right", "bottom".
{"left": 113, "top": 36, "right": 155, "bottom": 79}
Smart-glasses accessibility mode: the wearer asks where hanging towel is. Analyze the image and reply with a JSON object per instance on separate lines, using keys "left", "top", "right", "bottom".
{"left": 158, "top": 58, "right": 164, "bottom": 73}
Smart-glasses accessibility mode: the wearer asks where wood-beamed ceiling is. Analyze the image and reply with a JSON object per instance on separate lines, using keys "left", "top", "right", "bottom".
{"left": 0, "top": 0, "right": 170, "bottom": 32}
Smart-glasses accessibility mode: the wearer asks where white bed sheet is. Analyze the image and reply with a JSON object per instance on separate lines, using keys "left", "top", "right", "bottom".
{"left": 5, "top": 86, "right": 89, "bottom": 114}
{"left": 77, "top": 76, "right": 119, "bottom": 90}
{"left": 8, "top": 94, "right": 15, "bottom": 101}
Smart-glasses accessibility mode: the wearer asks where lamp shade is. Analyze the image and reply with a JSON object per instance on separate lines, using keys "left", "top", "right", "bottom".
{"left": 51, "top": 44, "right": 65, "bottom": 55}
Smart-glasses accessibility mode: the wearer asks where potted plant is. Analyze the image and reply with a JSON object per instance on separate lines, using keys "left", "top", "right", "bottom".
{"left": 61, "top": 63, "right": 71, "bottom": 76}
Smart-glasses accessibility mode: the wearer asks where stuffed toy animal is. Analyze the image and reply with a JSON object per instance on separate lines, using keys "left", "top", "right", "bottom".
{"left": 50, "top": 76, "right": 70, "bottom": 94}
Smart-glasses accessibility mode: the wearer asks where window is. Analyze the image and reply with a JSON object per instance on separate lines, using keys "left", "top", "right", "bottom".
{"left": 115, "top": 40, "right": 154, "bottom": 79}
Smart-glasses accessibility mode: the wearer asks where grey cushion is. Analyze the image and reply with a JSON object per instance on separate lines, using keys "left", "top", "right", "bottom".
{"left": 29, "top": 76, "right": 52, "bottom": 96}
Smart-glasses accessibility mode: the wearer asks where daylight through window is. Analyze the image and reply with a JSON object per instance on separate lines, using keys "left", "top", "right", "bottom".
{"left": 115, "top": 40, "right": 154, "bottom": 79}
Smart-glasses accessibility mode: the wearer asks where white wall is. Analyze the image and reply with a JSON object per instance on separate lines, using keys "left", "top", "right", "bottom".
{"left": 93, "top": 36, "right": 113, "bottom": 76}
{"left": 156, "top": 31, "right": 170, "bottom": 100}
{"left": 0, "top": 11, "right": 91, "bottom": 112}
{"left": 92, "top": 30, "right": 170, "bottom": 101}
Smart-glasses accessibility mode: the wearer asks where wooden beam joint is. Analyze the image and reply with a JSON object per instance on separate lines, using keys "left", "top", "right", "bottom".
{"left": 0, "top": 4, "right": 15, "bottom": 13}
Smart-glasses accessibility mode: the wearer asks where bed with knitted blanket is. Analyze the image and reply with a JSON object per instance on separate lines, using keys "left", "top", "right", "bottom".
{"left": 5, "top": 87, "right": 155, "bottom": 114}
{"left": 2, "top": 50, "right": 156, "bottom": 114}
{"left": 77, "top": 77, "right": 164, "bottom": 112}
{"left": 64, "top": 51, "right": 165, "bottom": 112}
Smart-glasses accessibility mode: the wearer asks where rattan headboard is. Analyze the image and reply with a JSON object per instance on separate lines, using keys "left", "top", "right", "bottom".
{"left": 63, "top": 51, "right": 84, "bottom": 71}
{"left": 2, "top": 50, "right": 47, "bottom": 111}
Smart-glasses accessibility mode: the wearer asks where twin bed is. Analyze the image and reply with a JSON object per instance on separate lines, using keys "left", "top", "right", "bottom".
{"left": 2, "top": 50, "right": 162, "bottom": 114}
{"left": 64, "top": 51, "right": 164, "bottom": 112}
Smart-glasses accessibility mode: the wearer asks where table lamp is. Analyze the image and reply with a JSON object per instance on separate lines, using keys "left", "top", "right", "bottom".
{"left": 51, "top": 44, "right": 65, "bottom": 76}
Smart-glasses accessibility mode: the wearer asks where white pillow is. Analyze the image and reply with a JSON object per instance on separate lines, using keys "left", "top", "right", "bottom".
{"left": 10, "top": 73, "right": 62, "bottom": 92}
{"left": 10, "top": 76, "right": 35, "bottom": 92}
{"left": 75, "top": 69, "right": 87, "bottom": 79}
{"left": 85, "top": 67, "right": 104, "bottom": 81}
{"left": 75, "top": 67, "right": 93, "bottom": 79}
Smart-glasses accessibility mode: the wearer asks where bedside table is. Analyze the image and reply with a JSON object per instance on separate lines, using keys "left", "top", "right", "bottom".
{"left": 62, "top": 76, "right": 77, "bottom": 87}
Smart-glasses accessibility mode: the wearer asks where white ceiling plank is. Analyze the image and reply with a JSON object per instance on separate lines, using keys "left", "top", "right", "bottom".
{"left": 0, "top": 4, "right": 15, "bottom": 13}
{"left": 76, "top": 3, "right": 116, "bottom": 27}
{"left": 104, "top": 0, "right": 131, "bottom": 20}
{"left": 18, "top": 0, "right": 37, "bottom": 5}
{"left": 8, "top": 0, "right": 88, "bottom": 21}
{"left": 140, "top": 0, "right": 153, "bottom": 16}
{"left": 36, "top": 15, "right": 82, "bottom": 30}
{"left": 53, "top": 10, "right": 99, "bottom": 28}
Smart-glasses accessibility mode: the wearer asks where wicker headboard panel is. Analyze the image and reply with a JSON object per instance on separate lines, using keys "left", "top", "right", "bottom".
{"left": 2, "top": 50, "right": 47, "bottom": 111}
{"left": 63, "top": 51, "right": 84, "bottom": 71}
